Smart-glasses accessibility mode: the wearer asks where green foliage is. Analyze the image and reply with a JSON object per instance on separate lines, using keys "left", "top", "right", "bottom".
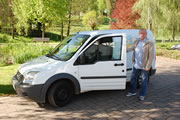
{"left": 156, "top": 49, "right": 180, "bottom": 60}
{"left": 71, "top": 0, "right": 89, "bottom": 15}
{"left": 0, "top": 32, "right": 66, "bottom": 43}
{"left": 156, "top": 42, "right": 179, "bottom": 50}
{"left": 0, "top": 33, "right": 33, "bottom": 43}
{"left": 98, "top": 24, "right": 110, "bottom": 30}
{"left": 103, "top": 17, "right": 110, "bottom": 25}
{"left": 0, "top": 20, "right": 2, "bottom": 27}
{"left": 12, "top": 0, "right": 69, "bottom": 36}
{"left": 87, "top": 0, "right": 98, "bottom": 11}
{"left": 0, "top": 43, "right": 53, "bottom": 66}
{"left": 105, "top": 0, "right": 113, "bottom": 16}
{"left": 0, "top": 0, "right": 14, "bottom": 25}
{"left": 98, "top": 0, "right": 106, "bottom": 14}
{"left": 156, "top": 42, "right": 180, "bottom": 60}
{"left": 1, "top": 0, "right": 109, "bottom": 39}
{"left": 46, "top": 0, "right": 69, "bottom": 21}
{"left": 133, "top": 0, "right": 180, "bottom": 40}
{"left": 0, "top": 34, "right": 9, "bottom": 43}
{"left": 82, "top": 11, "right": 104, "bottom": 30}
{"left": 12, "top": 0, "right": 31, "bottom": 34}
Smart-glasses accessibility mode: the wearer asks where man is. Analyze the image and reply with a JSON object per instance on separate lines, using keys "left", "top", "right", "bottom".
{"left": 126, "top": 29, "right": 154, "bottom": 101}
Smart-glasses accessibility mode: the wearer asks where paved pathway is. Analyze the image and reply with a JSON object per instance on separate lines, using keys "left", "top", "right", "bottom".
{"left": 0, "top": 56, "right": 180, "bottom": 120}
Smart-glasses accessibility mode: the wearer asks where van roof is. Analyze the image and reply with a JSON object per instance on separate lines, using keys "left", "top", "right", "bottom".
{"left": 76, "top": 29, "right": 153, "bottom": 37}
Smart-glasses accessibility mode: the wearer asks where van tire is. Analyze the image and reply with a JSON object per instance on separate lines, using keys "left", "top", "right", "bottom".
{"left": 47, "top": 81, "right": 74, "bottom": 107}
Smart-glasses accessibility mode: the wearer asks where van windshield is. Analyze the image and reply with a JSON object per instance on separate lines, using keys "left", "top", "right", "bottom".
{"left": 48, "top": 34, "right": 90, "bottom": 61}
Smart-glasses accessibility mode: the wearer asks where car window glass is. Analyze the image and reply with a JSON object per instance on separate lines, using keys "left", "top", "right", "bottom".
{"left": 83, "top": 41, "right": 98, "bottom": 64}
{"left": 99, "top": 37, "right": 122, "bottom": 61}
{"left": 78, "top": 36, "right": 122, "bottom": 65}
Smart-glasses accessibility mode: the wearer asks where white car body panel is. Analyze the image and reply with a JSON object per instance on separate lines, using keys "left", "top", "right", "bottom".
{"left": 17, "top": 29, "right": 155, "bottom": 93}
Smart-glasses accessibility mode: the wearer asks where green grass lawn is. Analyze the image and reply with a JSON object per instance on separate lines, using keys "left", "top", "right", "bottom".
{"left": 156, "top": 42, "right": 180, "bottom": 49}
{"left": 156, "top": 49, "right": 180, "bottom": 60}
{"left": 0, "top": 33, "right": 33, "bottom": 43}
{"left": 0, "top": 64, "right": 20, "bottom": 96}
{"left": 156, "top": 42, "right": 180, "bottom": 60}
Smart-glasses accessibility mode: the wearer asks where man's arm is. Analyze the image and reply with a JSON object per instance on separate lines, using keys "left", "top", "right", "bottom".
{"left": 127, "top": 40, "right": 138, "bottom": 52}
{"left": 127, "top": 45, "right": 134, "bottom": 52}
{"left": 145, "top": 43, "right": 154, "bottom": 70}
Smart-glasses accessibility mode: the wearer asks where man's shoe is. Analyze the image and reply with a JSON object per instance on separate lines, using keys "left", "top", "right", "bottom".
{"left": 139, "top": 96, "right": 145, "bottom": 101}
{"left": 126, "top": 92, "right": 136, "bottom": 97}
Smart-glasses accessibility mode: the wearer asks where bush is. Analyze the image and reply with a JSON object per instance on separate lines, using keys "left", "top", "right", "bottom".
{"left": 0, "top": 34, "right": 10, "bottom": 43}
{"left": 103, "top": 17, "right": 110, "bottom": 25}
{"left": 156, "top": 42, "right": 180, "bottom": 60}
{"left": 0, "top": 43, "right": 53, "bottom": 66}
{"left": 82, "top": 11, "right": 104, "bottom": 30}
{"left": 156, "top": 42, "right": 179, "bottom": 50}
{"left": 156, "top": 49, "right": 180, "bottom": 60}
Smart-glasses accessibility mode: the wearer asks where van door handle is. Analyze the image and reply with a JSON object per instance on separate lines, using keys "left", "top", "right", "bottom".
{"left": 114, "top": 63, "right": 124, "bottom": 66}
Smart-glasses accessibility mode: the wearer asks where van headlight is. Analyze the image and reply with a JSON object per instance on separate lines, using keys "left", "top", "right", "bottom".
{"left": 23, "top": 71, "right": 39, "bottom": 84}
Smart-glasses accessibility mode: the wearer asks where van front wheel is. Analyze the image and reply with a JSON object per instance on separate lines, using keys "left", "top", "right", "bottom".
{"left": 48, "top": 81, "right": 74, "bottom": 107}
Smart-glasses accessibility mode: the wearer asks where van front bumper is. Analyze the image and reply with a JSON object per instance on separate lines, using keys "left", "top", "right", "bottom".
{"left": 12, "top": 76, "right": 44, "bottom": 103}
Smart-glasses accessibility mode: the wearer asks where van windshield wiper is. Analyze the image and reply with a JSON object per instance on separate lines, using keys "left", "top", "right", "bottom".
{"left": 52, "top": 55, "right": 61, "bottom": 60}
{"left": 46, "top": 53, "right": 61, "bottom": 60}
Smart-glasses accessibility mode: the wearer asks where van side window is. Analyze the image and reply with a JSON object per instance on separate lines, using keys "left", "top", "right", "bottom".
{"left": 112, "top": 37, "right": 122, "bottom": 60}
{"left": 83, "top": 41, "right": 98, "bottom": 64}
{"left": 76, "top": 36, "right": 122, "bottom": 65}
{"left": 99, "top": 37, "right": 122, "bottom": 61}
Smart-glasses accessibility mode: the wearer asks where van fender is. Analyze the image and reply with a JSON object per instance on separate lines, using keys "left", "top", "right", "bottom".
{"left": 40, "top": 73, "right": 80, "bottom": 103}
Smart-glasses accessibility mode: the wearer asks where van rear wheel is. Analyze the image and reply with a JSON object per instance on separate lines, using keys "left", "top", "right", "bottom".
{"left": 48, "top": 81, "right": 74, "bottom": 107}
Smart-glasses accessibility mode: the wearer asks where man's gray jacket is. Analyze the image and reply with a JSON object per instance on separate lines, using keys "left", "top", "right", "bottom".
{"left": 127, "top": 39, "right": 154, "bottom": 70}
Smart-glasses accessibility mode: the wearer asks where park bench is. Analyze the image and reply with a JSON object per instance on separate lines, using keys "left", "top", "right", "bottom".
{"left": 33, "top": 38, "right": 50, "bottom": 43}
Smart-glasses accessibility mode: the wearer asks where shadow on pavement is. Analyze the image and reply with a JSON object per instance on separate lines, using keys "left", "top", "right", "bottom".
{"left": 1, "top": 57, "right": 180, "bottom": 119}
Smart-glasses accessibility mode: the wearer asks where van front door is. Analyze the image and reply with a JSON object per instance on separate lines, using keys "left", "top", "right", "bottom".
{"left": 77, "top": 34, "right": 126, "bottom": 92}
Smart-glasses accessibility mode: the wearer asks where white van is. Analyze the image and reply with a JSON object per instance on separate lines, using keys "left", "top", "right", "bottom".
{"left": 12, "top": 29, "right": 156, "bottom": 107}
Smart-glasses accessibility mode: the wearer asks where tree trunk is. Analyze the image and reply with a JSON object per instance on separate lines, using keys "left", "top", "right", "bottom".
{"left": 36, "top": 22, "right": 42, "bottom": 37}
{"left": 67, "top": 0, "right": 72, "bottom": 36}
{"left": 61, "top": 20, "right": 64, "bottom": 41}
{"left": 105, "top": 0, "right": 113, "bottom": 17}
{"left": 172, "top": 26, "right": 175, "bottom": 41}
{"left": 147, "top": 7, "right": 152, "bottom": 30}
{"left": 42, "top": 23, "right": 45, "bottom": 38}
{"left": 11, "top": 24, "right": 15, "bottom": 39}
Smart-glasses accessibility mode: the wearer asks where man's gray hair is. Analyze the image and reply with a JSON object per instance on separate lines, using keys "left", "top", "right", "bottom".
{"left": 139, "top": 28, "right": 147, "bottom": 34}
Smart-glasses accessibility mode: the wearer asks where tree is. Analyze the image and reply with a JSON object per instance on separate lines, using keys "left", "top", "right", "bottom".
{"left": 67, "top": 0, "right": 72, "bottom": 36}
{"left": 105, "top": 0, "right": 113, "bottom": 16}
{"left": 82, "top": 11, "right": 104, "bottom": 30}
{"left": 133, "top": 0, "right": 180, "bottom": 40}
{"left": 110, "top": 0, "right": 140, "bottom": 29}
{"left": 87, "top": 0, "right": 98, "bottom": 11}
{"left": 0, "top": 0, "right": 15, "bottom": 38}
{"left": 71, "top": 0, "right": 89, "bottom": 19}
{"left": 163, "top": 0, "right": 180, "bottom": 40}
{"left": 47, "top": 0, "right": 69, "bottom": 40}
{"left": 97, "top": 0, "right": 106, "bottom": 15}
{"left": 12, "top": 0, "right": 52, "bottom": 38}
{"left": 105, "top": 0, "right": 116, "bottom": 16}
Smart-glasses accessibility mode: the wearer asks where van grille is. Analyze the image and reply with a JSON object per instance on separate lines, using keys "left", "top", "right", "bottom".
{"left": 15, "top": 71, "right": 24, "bottom": 82}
